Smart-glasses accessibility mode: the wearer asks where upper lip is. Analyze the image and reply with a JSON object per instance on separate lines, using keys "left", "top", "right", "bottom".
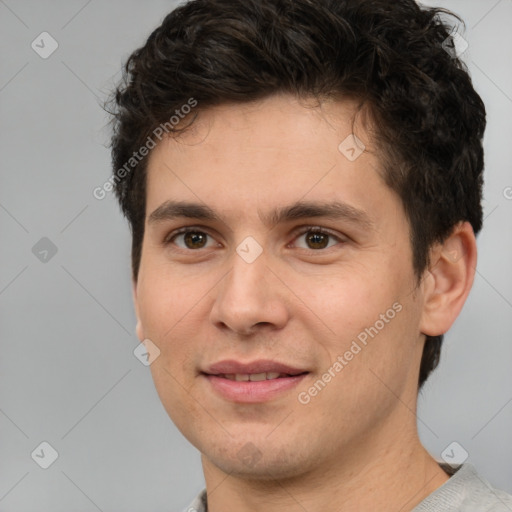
{"left": 203, "top": 359, "right": 308, "bottom": 376}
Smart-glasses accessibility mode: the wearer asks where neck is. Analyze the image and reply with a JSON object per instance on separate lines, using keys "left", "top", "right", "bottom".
{"left": 201, "top": 415, "right": 449, "bottom": 512}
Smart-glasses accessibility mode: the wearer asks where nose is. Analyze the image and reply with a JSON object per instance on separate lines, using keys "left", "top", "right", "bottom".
{"left": 209, "top": 248, "right": 290, "bottom": 336}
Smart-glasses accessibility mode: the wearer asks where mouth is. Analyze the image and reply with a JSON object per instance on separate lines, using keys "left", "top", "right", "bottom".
{"left": 216, "top": 372, "right": 306, "bottom": 381}
{"left": 201, "top": 360, "right": 310, "bottom": 403}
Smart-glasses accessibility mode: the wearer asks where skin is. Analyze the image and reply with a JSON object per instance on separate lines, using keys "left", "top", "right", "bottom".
{"left": 133, "top": 93, "right": 477, "bottom": 511}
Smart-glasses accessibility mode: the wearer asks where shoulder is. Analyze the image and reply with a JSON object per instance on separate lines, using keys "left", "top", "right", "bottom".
{"left": 181, "top": 488, "right": 207, "bottom": 512}
{"left": 413, "top": 464, "right": 512, "bottom": 512}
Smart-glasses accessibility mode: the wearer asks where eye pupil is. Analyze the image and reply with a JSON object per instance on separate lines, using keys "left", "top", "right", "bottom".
{"left": 184, "top": 231, "right": 207, "bottom": 249}
{"left": 307, "top": 232, "right": 329, "bottom": 249}
{"left": 176, "top": 229, "right": 334, "bottom": 251}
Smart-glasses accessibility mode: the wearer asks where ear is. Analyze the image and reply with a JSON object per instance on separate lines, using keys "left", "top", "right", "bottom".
{"left": 132, "top": 278, "right": 144, "bottom": 341}
{"left": 419, "top": 221, "right": 477, "bottom": 336}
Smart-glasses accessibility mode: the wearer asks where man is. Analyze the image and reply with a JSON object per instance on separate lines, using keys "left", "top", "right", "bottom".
{"left": 109, "top": 0, "right": 512, "bottom": 510}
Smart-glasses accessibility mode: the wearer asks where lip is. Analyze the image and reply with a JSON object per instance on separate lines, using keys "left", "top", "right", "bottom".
{"left": 202, "top": 359, "right": 309, "bottom": 403}
{"left": 204, "top": 359, "right": 307, "bottom": 376}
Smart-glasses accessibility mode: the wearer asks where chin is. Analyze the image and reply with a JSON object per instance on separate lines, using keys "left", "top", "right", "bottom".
{"left": 203, "top": 441, "right": 313, "bottom": 481}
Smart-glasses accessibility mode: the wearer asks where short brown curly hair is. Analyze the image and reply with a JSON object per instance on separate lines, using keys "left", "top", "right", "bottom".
{"left": 109, "top": 0, "right": 486, "bottom": 389}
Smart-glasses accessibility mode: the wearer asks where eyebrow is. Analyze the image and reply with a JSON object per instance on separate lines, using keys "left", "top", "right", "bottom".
{"left": 147, "top": 199, "right": 375, "bottom": 231}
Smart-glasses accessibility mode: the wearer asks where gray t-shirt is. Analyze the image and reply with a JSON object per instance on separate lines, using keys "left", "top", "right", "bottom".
{"left": 184, "top": 464, "right": 512, "bottom": 511}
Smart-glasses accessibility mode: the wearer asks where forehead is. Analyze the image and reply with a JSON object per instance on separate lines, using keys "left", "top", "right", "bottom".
{"left": 158, "top": 94, "right": 369, "bottom": 169}
{"left": 144, "top": 94, "right": 400, "bottom": 230}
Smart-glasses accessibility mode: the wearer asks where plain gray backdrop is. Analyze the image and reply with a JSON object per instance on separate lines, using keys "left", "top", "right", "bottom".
{"left": 1, "top": 0, "right": 511, "bottom": 510}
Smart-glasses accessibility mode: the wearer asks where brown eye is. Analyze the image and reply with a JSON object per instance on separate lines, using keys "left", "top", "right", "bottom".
{"left": 183, "top": 231, "right": 208, "bottom": 249}
{"left": 167, "top": 229, "right": 216, "bottom": 250}
{"left": 305, "top": 231, "right": 330, "bottom": 249}
{"left": 292, "top": 228, "right": 341, "bottom": 251}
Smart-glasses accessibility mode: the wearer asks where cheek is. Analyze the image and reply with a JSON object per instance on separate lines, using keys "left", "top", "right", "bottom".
{"left": 149, "top": 361, "right": 208, "bottom": 448}
{"left": 138, "top": 258, "right": 203, "bottom": 331}
{"left": 309, "top": 259, "right": 417, "bottom": 384}
{"left": 346, "top": 298, "right": 420, "bottom": 395}
{"left": 137, "top": 272, "right": 205, "bottom": 430}
{"left": 302, "top": 302, "right": 419, "bottom": 435}
{"left": 306, "top": 261, "right": 401, "bottom": 341}
{"left": 137, "top": 267, "right": 201, "bottom": 374}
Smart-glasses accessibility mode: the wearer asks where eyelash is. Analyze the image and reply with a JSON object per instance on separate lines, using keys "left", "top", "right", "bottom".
{"left": 163, "top": 225, "right": 345, "bottom": 253}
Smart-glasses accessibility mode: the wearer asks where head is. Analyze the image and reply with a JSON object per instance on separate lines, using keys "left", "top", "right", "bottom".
{"left": 109, "top": 0, "right": 485, "bottom": 479}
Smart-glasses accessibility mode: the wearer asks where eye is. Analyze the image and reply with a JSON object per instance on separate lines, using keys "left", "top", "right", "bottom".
{"left": 165, "top": 228, "right": 218, "bottom": 250}
{"left": 291, "top": 227, "right": 344, "bottom": 251}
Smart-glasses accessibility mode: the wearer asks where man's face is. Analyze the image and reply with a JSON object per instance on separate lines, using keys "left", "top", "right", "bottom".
{"left": 134, "top": 94, "right": 427, "bottom": 478}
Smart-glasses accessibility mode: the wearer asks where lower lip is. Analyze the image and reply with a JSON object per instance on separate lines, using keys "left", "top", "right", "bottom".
{"left": 204, "top": 374, "right": 308, "bottom": 403}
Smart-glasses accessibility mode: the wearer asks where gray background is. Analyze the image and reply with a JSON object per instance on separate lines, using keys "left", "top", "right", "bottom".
{"left": 0, "top": 0, "right": 511, "bottom": 510}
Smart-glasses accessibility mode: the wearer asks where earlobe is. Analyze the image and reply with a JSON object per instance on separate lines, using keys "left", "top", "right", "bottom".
{"left": 135, "top": 319, "right": 144, "bottom": 342}
{"left": 132, "top": 279, "right": 144, "bottom": 341}
{"left": 419, "top": 222, "right": 477, "bottom": 337}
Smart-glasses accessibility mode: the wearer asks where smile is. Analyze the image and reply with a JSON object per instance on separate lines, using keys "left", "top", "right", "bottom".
{"left": 219, "top": 372, "right": 295, "bottom": 381}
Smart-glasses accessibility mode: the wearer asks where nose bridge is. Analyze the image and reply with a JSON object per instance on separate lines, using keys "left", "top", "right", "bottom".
{"left": 210, "top": 244, "right": 289, "bottom": 333}
{"left": 228, "top": 255, "right": 265, "bottom": 305}
{"left": 222, "top": 246, "right": 271, "bottom": 312}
